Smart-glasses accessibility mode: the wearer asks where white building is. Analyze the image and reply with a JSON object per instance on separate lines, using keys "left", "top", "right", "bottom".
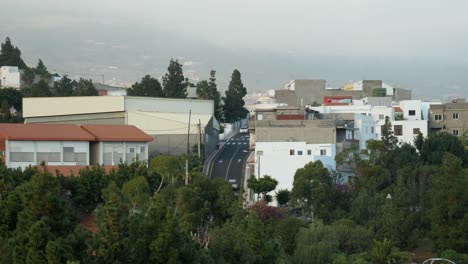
{"left": 255, "top": 141, "right": 336, "bottom": 192}
{"left": 312, "top": 99, "right": 430, "bottom": 147}
{"left": 0, "top": 66, "right": 21, "bottom": 89}
{"left": 22, "top": 96, "right": 220, "bottom": 157}
{"left": 0, "top": 123, "right": 153, "bottom": 175}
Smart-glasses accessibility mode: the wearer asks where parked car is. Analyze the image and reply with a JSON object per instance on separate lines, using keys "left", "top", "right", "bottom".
{"left": 239, "top": 126, "right": 248, "bottom": 134}
{"left": 228, "top": 179, "right": 239, "bottom": 190}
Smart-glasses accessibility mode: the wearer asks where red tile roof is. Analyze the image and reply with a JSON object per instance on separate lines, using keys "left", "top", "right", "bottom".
{"left": 39, "top": 165, "right": 117, "bottom": 176}
{"left": 80, "top": 124, "right": 153, "bottom": 142}
{"left": 0, "top": 124, "right": 95, "bottom": 141}
{"left": 393, "top": 107, "right": 404, "bottom": 113}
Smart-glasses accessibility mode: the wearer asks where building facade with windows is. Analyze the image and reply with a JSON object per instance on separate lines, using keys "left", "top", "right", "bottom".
{"left": 0, "top": 66, "right": 21, "bottom": 89}
{"left": 255, "top": 141, "right": 336, "bottom": 192}
{"left": 429, "top": 102, "right": 468, "bottom": 137}
{"left": 22, "top": 96, "right": 219, "bottom": 158}
{"left": 0, "top": 124, "right": 152, "bottom": 175}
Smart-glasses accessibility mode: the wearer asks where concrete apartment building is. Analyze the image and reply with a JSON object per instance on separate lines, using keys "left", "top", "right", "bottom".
{"left": 22, "top": 96, "right": 219, "bottom": 158}
{"left": 311, "top": 98, "right": 430, "bottom": 146}
{"left": 0, "top": 124, "right": 152, "bottom": 175}
{"left": 429, "top": 101, "right": 468, "bottom": 137}
{"left": 274, "top": 79, "right": 411, "bottom": 106}
{"left": 249, "top": 103, "right": 376, "bottom": 192}
{"left": 0, "top": 66, "right": 21, "bottom": 88}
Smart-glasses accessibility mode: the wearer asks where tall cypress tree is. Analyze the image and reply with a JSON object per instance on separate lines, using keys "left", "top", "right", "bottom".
{"left": 222, "top": 69, "right": 248, "bottom": 122}
{"left": 162, "top": 59, "right": 186, "bottom": 98}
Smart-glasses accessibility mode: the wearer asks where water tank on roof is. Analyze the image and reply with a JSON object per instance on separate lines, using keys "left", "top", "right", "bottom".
{"left": 373, "top": 88, "right": 387, "bottom": 97}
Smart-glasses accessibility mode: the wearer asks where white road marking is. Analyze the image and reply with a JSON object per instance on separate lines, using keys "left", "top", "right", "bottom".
{"left": 219, "top": 160, "right": 223, "bottom": 163}
{"left": 237, "top": 159, "right": 242, "bottom": 163}
{"left": 225, "top": 147, "right": 242, "bottom": 181}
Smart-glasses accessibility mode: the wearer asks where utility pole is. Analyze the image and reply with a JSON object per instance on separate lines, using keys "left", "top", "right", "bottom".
{"left": 186, "top": 109, "right": 191, "bottom": 185}
{"left": 197, "top": 119, "right": 201, "bottom": 158}
{"left": 187, "top": 109, "right": 191, "bottom": 156}
{"left": 185, "top": 159, "right": 189, "bottom": 185}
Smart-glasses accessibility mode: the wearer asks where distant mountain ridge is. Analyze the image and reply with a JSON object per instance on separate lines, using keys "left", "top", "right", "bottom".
{"left": 1, "top": 22, "right": 467, "bottom": 100}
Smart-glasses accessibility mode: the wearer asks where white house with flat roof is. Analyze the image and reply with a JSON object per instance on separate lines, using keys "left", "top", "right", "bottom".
{"left": 0, "top": 66, "right": 21, "bottom": 89}
{"left": 255, "top": 141, "right": 336, "bottom": 192}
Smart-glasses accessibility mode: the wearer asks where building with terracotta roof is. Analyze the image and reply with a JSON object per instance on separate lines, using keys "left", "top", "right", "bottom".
{"left": 22, "top": 96, "right": 219, "bottom": 158}
{"left": 0, "top": 124, "right": 153, "bottom": 175}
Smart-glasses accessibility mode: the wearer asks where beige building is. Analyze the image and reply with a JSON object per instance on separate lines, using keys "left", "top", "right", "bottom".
{"left": 429, "top": 102, "right": 468, "bottom": 137}
{"left": 23, "top": 96, "right": 219, "bottom": 158}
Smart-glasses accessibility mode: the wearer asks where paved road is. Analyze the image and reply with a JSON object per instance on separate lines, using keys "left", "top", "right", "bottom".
{"left": 208, "top": 133, "right": 250, "bottom": 185}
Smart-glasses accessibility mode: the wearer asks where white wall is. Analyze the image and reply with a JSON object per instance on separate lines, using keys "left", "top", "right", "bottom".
{"left": 101, "top": 141, "right": 148, "bottom": 165}
{"left": 399, "top": 100, "right": 422, "bottom": 120}
{"left": 354, "top": 114, "right": 377, "bottom": 149}
{"left": 125, "top": 97, "right": 214, "bottom": 115}
{"left": 255, "top": 142, "right": 336, "bottom": 192}
{"left": 393, "top": 120, "right": 428, "bottom": 145}
{"left": 6, "top": 140, "right": 90, "bottom": 169}
{"left": 0, "top": 66, "right": 21, "bottom": 88}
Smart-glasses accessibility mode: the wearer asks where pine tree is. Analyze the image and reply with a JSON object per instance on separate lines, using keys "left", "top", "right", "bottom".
{"left": 128, "top": 75, "right": 163, "bottom": 97}
{"left": 92, "top": 182, "right": 129, "bottom": 264}
{"left": 381, "top": 116, "right": 398, "bottom": 150}
{"left": 196, "top": 70, "right": 222, "bottom": 121}
{"left": 222, "top": 69, "right": 248, "bottom": 122}
{"left": 0, "top": 37, "right": 27, "bottom": 69}
{"left": 30, "top": 80, "right": 51, "bottom": 97}
{"left": 73, "top": 78, "right": 98, "bottom": 96}
{"left": 162, "top": 59, "right": 186, "bottom": 98}
{"left": 209, "top": 70, "right": 222, "bottom": 121}
{"left": 53, "top": 75, "right": 74, "bottom": 96}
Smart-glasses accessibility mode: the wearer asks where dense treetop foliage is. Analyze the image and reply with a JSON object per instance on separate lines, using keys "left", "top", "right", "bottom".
{"left": 0, "top": 127, "right": 466, "bottom": 263}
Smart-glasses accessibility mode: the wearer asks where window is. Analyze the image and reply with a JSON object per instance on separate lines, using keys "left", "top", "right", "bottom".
{"left": 63, "top": 147, "right": 74, "bottom": 153}
{"left": 290, "top": 149, "right": 295, "bottom": 156}
{"left": 298, "top": 150, "right": 303, "bottom": 155}
{"left": 307, "top": 150, "right": 312, "bottom": 155}
{"left": 453, "top": 113, "right": 459, "bottom": 120}
{"left": 37, "top": 152, "right": 60, "bottom": 163}
{"left": 379, "top": 114, "right": 384, "bottom": 120}
{"left": 129, "top": 147, "right": 134, "bottom": 153}
{"left": 320, "top": 149, "right": 327, "bottom": 156}
{"left": 394, "top": 125, "right": 403, "bottom": 136}
{"left": 453, "top": 129, "right": 459, "bottom": 136}
{"left": 434, "top": 114, "right": 442, "bottom": 121}
{"left": 10, "top": 152, "right": 34, "bottom": 162}
{"left": 371, "top": 127, "right": 374, "bottom": 133}
{"left": 140, "top": 146, "right": 145, "bottom": 153}
{"left": 413, "top": 128, "right": 420, "bottom": 134}
{"left": 63, "top": 147, "right": 75, "bottom": 162}
{"left": 408, "top": 110, "right": 416, "bottom": 116}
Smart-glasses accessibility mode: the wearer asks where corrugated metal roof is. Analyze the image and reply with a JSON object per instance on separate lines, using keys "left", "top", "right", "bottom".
{"left": 0, "top": 124, "right": 95, "bottom": 141}
{"left": 80, "top": 124, "right": 153, "bottom": 142}
{"left": 128, "top": 111, "right": 213, "bottom": 135}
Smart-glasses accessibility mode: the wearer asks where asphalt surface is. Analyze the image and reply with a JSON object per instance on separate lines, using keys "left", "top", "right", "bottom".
{"left": 208, "top": 133, "right": 250, "bottom": 185}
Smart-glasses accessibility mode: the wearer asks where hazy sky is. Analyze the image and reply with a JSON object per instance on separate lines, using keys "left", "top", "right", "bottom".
{"left": 1, "top": 0, "right": 468, "bottom": 98}
{"left": 4, "top": 0, "right": 467, "bottom": 62}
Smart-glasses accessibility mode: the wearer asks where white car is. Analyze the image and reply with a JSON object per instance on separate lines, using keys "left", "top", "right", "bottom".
{"left": 239, "top": 126, "right": 248, "bottom": 134}
{"left": 228, "top": 179, "right": 239, "bottom": 190}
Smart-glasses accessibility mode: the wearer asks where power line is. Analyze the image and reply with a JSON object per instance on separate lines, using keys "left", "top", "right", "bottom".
{"left": 140, "top": 124, "right": 199, "bottom": 132}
